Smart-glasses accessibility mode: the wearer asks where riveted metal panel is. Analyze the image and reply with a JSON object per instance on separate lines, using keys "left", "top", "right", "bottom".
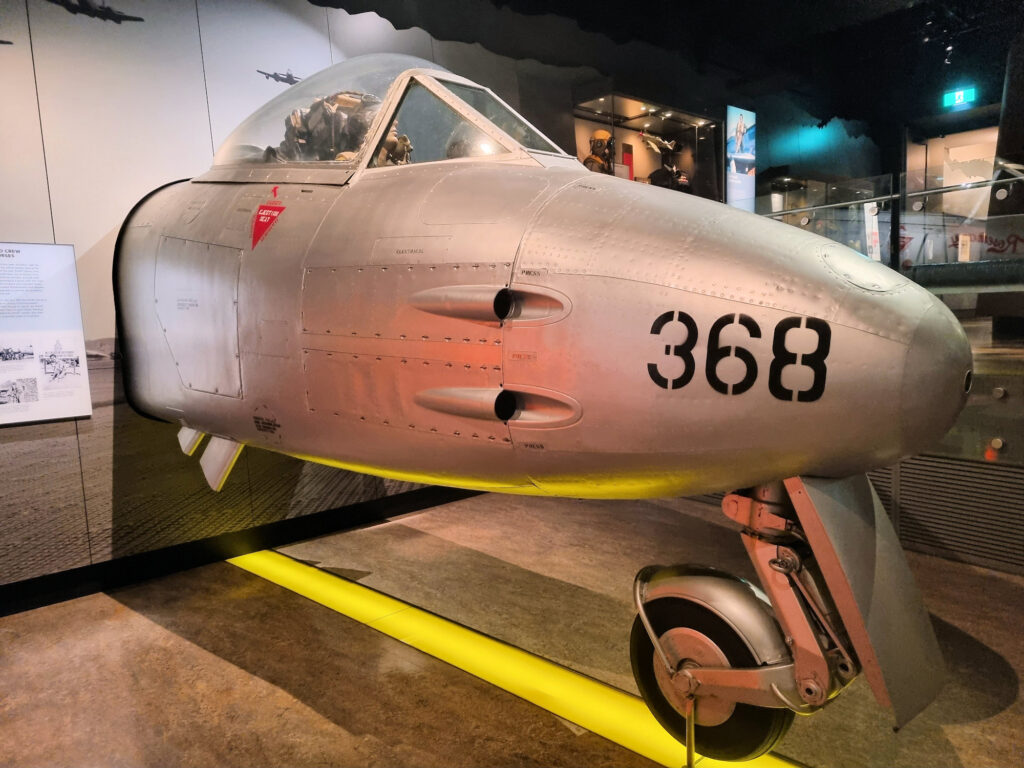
{"left": 302, "top": 348, "right": 509, "bottom": 444}
{"left": 503, "top": 269, "right": 912, "bottom": 495}
{"left": 514, "top": 175, "right": 932, "bottom": 346}
{"left": 371, "top": 235, "right": 451, "bottom": 264}
{"left": 154, "top": 236, "right": 242, "bottom": 397}
{"left": 301, "top": 262, "right": 506, "bottom": 342}
{"left": 194, "top": 166, "right": 356, "bottom": 185}
{"left": 419, "top": 167, "right": 550, "bottom": 224}
{"left": 306, "top": 162, "right": 586, "bottom": 270}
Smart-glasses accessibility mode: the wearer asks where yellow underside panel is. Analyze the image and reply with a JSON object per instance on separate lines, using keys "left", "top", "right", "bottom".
{"left": 282, "top": 450, "right": 539, "bottom": 493}
{"left": 284, "top": 450, "right": 705, "bottom": 499}
{"left": 229, "top": 550, "right": 796, "bottom": 768}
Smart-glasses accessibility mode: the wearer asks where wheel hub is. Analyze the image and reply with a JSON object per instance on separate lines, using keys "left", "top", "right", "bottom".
{"left": 652, "top": 627, "right": 735, "bottom": 726}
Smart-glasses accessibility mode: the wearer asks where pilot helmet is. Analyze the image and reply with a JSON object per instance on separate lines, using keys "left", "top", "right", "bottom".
{"left": 445, "top": 122, "right": 484, "bottom": 159}
{"left": 590, "top": 128, "right": 612, "bottom": 154}
{"left": 341, "top": 94, "right": 383, "bottom": 151}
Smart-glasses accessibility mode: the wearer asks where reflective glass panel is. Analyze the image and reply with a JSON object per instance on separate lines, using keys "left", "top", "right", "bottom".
{"left": 370, "top": 81, "right": 506, "bottom": 167}
{"left": 443, "top": 82, "right": 560, "bottom": 153}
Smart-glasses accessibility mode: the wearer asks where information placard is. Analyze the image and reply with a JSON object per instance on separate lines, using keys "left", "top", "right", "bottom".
{"left": 0, "top": 242, "right": 91, "bottom": 424}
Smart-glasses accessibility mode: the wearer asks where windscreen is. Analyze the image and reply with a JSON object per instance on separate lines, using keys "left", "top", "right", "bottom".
{"left": 370, "top": 81, "right": 506, "bottom": 167}
{"left": 442, "top": 82, "right": 561, "bottom": 153}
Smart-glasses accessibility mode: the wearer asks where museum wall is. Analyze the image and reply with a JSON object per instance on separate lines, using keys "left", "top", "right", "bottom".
{"left": 919, "top": 126, "right": 999, "bottom": 217}
{"left": 752, "top": 93, "right": 882, "bottom": 182}
{"left": 0, "top": 0, "right": 590, "bottom": 588}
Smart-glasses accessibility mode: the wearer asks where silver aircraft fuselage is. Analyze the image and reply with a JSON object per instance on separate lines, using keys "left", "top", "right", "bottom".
{"left": 117, "top": 156, "right": 971, "bottom": 497}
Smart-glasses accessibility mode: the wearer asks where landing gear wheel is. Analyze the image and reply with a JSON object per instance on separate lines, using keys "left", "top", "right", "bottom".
{"left": 630, "top": 597, "right": 794, "bottom": 761}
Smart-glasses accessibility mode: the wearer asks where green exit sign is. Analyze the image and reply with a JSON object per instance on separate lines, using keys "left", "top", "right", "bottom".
{"left": 943, "top": 87, "right": 977, "bottom": 107}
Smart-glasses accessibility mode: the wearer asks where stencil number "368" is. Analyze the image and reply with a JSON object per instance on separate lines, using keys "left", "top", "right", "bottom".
{"left": 647, "top": 311, "right": 831, "bottom": 402}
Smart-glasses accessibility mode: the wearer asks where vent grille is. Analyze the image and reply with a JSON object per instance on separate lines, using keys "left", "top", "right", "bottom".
{"left": 867, "top": 466, "right": 897, "bottom": 521}
{"left": 896, "top": 455, "right": 1024, "bottom": 574}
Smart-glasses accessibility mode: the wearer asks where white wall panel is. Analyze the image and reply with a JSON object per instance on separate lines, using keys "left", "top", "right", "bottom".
{"left": 431, "top": 40, "right": 520, "bottom": 110}
{"left": 0, "top": 2, "right": 53, "bottom": 243}
{"left": 198, "top": 0, "right": 333, "bottom": 151}
{"left": 28, "top": 0, "right": 212, "bottom": 342}
{"left": 327, "top": 9, "right": 434, "bottom": 64}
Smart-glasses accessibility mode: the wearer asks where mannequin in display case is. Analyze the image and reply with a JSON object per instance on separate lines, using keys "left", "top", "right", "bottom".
{"left": 583, "top": 128, "right": 615, "bottom": 173}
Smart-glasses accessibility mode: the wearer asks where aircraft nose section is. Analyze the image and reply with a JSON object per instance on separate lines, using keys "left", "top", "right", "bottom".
{"left": 899, "top": 299, "right": 973, "bottom": 454}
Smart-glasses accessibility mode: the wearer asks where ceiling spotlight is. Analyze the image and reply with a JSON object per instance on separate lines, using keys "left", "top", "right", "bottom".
{"left": 923, "top": 36, "right": 930, "bottom": 42}
{"left": 664, "top": 112, "right": 672, "bottom": 117}
{"left": 945, "top": 45, "right": 953, "bottom": 51}
{"left": 599, "top": 97, "right": 605, "bottom": 102}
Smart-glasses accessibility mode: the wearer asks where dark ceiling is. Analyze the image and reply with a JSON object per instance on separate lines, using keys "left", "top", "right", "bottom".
{"left": 314, "top": 1, "right": 1024, "bottom": 137}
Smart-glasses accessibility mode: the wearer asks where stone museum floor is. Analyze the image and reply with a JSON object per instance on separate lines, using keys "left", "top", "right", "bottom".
{"left": 1, "top": 494, "right": 1022, "bottom": 767}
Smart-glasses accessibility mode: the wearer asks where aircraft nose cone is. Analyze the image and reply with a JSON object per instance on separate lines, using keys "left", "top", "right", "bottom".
{"left": 899, "top": 299, "right": 973, "bottom": 454}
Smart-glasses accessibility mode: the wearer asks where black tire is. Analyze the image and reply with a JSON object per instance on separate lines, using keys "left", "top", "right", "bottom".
{"left": 630, "top": 597, "right": 794, "bottom": 761}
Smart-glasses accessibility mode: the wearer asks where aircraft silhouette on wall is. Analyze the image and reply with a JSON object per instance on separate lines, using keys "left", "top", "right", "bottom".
{"left": 257, "top": 69, "right": 302, "bottom": 85}
{"left": 46, "top": 0, "right": 143, "bottom": 24}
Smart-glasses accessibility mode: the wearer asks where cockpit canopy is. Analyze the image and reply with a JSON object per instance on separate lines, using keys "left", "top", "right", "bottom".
{"left": 213, "top": 53, "right": 562, "bottom": 170}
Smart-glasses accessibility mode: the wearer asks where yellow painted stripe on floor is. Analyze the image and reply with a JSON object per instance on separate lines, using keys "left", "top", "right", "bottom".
{"left": 229, "top": 549, "right": 796, "bottom": 768}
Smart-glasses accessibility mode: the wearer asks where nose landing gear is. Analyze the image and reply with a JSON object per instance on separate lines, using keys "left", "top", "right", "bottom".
{"left": 630, "top": 479, "right": 868, "bottom": 763}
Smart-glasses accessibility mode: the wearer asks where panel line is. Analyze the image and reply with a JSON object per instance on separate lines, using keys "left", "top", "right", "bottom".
{"left": 23, "top": 0, "right": 56, "bottom": 243}
{"left": 193, "top": 0, "right": 215, "bottom": 157}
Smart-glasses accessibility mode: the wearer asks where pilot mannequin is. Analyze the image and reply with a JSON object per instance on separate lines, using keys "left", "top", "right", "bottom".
{"left": 275, "top": 91, "right": 383, "bottom": 162}
{"left": 376, "top": 123, "right": 414, "bottom": 165}
{"left": 583, "top": 128, "right": 615, "bottom": 174}
{"left": 338, "top": 93, "right": 382, "bottom": 156}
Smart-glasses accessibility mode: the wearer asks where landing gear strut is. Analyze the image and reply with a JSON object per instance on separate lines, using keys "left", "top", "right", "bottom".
{"left": 632, "top": 474, "right": 946, "bottom": 761}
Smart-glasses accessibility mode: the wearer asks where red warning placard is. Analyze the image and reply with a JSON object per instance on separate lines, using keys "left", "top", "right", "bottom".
{"left": 251, "top": 203, "right": 285, "bottom": 249}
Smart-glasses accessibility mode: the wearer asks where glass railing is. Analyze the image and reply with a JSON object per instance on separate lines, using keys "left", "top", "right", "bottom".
{"left": 899, "top": 167, "right": 1024, "bottom": 268}
{"left": 756, "top": 174, "right": 895, "bottom": 262}
{"left": 901, "top": 167, "right": 1024, "bottom": 468}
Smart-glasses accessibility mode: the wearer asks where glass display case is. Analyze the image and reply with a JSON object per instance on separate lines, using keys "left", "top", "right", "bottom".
{"left": 571, "top": 91, "right": 723, "bottom": 201}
